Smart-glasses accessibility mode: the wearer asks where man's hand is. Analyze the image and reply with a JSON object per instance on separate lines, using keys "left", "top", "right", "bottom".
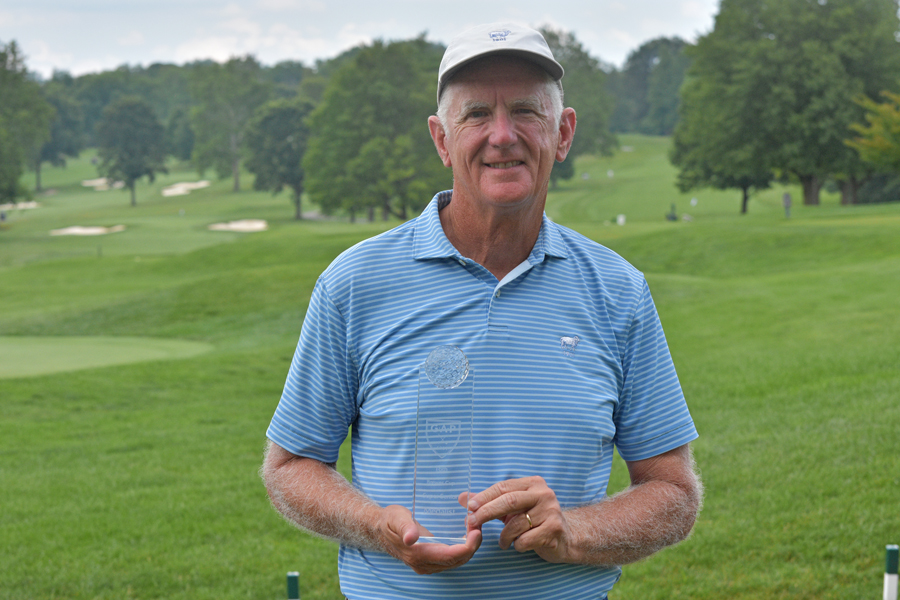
{"left": 377, "top": 504, "right": 482, "bottom": 574}
{"left": 463, "top": 445, "right": 702, "bottom": 567}
{"left": 465, "top": 476, "right": 574, "bottom": 563}
{"left": 262, "top": 443, "right": 481, "bottom": 574}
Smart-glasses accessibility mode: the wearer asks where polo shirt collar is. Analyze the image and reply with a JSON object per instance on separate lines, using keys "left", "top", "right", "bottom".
{"left": 412, "top": 191, "right": 569, "bottom": 263}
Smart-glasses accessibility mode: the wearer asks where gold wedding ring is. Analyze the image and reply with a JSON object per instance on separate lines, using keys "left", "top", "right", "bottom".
{"left": 525, "top": 513, "right": 533, "bottom": 529}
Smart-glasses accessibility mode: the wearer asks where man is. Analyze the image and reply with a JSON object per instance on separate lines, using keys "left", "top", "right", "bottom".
{"left": 263, "top": 22, "right": 702, "bottom": 599}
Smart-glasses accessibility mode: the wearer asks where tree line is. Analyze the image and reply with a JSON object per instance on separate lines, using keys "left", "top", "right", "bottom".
{"left": 0, "top": 29, "right": 690, "bottom": 218}
{"left": 4, "top": 2, "right": 900, "bottom": 217}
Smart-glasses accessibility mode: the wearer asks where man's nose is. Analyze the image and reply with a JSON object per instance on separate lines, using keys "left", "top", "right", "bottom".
{"left": 488, "top": 112, "right": 518, "bottom": 147}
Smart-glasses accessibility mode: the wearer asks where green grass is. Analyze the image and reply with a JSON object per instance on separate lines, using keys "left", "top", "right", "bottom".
{"left": 0, "top": 336, "right": 213, "bottom": 378}
{"left": 1, "top": 135, "right": 898, "bottom": 598}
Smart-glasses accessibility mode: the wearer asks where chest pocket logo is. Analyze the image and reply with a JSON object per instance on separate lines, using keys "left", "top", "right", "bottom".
{"left": 560, "top": 335, "right": 580, "bottom": 357}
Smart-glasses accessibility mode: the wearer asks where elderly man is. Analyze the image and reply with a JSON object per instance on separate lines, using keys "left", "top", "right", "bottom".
{"left": 263, "top": 22, "right": 702, "bottom": 600}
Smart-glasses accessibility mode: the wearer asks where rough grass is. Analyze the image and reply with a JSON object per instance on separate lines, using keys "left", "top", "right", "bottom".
{"left": 1, "top": 136, "right": 898, "bottom": 598}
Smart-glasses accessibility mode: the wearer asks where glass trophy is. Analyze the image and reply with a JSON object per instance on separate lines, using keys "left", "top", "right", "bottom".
{"left": 413, "top": 345, "right": 473, "bottom": 544}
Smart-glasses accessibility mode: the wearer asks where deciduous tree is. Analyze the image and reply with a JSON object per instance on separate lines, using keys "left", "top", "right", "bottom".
{"left": 671, "top": 80, "right": 773, "bottom": 213}
{"left": 671, "top": 15, "right": 773, "bottom": 213}
{"left": 244, "top": 98, "right": 314, "bottom": 220}
{"left": 35, "top": 78, "right": 85, "bottom": 191}
{"left": 541, "top": 28, "right": 616, "bottom": 187}
{"left": 0, "top": 41, "right": 54, "bottom": 202}
{"left": 189, "top": 56, "right": 271, "bottom": 191}
{"left": 165, "top": 107, "right": 194, "bottom": 161}
{"left": 608, "top": 37, "right": 690, "bottom": 135}
{"left": 95, "top": 97, "right": 167, "bottom": 206}
{"left": 304, "top": 37, "right": 450, "bottom": 221}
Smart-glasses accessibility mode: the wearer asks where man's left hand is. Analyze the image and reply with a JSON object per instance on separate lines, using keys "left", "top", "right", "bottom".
{"left": 465, "top": 476, "right": 574, "bottom": 563}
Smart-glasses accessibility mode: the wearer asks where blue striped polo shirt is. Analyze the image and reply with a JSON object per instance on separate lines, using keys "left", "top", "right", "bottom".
{"left": 267, "top": 191, "right": 698, "bottom": 599}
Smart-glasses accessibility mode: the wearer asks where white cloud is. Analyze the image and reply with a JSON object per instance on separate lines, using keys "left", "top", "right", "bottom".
{"left": 335, "top": 22, "right": 375, "bottom": 47}
{"left": 608, "top": 28, "right": 639, "bottom": 47}
{"left": 117, "top": 30, "right": 145, "bottom": 47}
{"left": 220, "top": 16, "right": 263, "bottom": 38}
{"left": 24, "top": 39, "right": 75, "bottom": 77}
{"left": 221, "top": 2, "right": 245, "bottom": 18}
{"left": 254, "top": 0, "right": 326, "bottom": 11}
{"left": 70, "top": 57, "right": 123, "bottom": 76}
{"left": 1, "top": 0, "right": 721, "bottom": 75}
{"left": 681, "top": 0, "right": 716, "bottom": 20}
{"left": 531, "top": 15, "right": 568, "bottom": 33}
{"left": 173, "top": 36, "right": 242, "bottom": 63}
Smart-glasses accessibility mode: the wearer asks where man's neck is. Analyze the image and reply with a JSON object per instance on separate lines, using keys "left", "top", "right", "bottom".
{"left": 438, "top": 192, "right": 545, "bottom": 281}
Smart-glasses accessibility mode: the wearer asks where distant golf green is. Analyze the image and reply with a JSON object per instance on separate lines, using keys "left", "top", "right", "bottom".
{"left": 0, "top": 336, "right": 212, "bottom": 378}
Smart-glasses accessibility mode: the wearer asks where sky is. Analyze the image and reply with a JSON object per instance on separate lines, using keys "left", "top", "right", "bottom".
{"left": 0, "top": 0, "right": 720, "bottom": 79}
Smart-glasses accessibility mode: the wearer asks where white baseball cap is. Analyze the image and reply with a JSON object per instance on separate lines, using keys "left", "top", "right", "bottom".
{"left": 437, "top": 22, "right": 564, "bottom": 103}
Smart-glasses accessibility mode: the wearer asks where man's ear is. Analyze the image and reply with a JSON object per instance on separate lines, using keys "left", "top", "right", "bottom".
{"left": 428, "top": 115, "right": 453, "bottom": 167}
{"left": 555, "top": 107, "right": 577, "bottom": 162}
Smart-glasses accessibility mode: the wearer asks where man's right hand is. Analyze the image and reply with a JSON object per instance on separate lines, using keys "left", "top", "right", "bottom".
{"left": 377, "top": 505, "right": 482, "bottom": 574}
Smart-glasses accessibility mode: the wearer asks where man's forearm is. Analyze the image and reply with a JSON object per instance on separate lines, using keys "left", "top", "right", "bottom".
{"left": 564, "top": 472, "right": 702, "bottom": 566}
{"left": 261, "top": 441, "right": 484, "bottom": 574}
{"left": 261, "top": 441, "right": 383, "bottom": 550}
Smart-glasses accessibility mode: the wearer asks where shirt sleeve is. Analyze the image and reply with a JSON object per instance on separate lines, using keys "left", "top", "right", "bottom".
{"left": 266, "top": 278, "right": 359, "bottom": 463}
{"left": 613, "top": 279, "right": 698, "bottom": 462}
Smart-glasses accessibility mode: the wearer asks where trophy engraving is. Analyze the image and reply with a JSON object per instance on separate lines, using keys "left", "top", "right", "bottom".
{"left": 413, "top": 345, "right": 473, "bottom": 544}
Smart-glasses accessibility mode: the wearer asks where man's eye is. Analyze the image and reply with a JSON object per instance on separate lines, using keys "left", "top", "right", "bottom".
{"left": 469, "top": 110, "right": 488, "bottom": 118}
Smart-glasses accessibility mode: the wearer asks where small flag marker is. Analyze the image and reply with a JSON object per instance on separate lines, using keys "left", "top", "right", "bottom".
{"left": 885, "top": 545, "right": 899, "bottom": 600}
{"left": 287, "top": 571, "right": 300, "bottom": 600}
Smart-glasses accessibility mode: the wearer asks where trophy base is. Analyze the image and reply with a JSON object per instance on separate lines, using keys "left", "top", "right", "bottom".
{"left": 416, "top": 535, "right": 467, "bottom": 545}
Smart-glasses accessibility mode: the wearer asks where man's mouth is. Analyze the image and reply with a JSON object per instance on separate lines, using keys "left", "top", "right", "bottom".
{"left": 486, "top": 161, "right": 524, "bottom": 169}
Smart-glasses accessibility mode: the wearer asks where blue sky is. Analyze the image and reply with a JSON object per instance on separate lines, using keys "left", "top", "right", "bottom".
{"left": 0, "top": 0, "right": 719, "bottom": 77}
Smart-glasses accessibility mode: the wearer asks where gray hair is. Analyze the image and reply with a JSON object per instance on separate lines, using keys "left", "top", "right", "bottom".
{"left": 436, "top": 74, "right": 564, "bottom": 132}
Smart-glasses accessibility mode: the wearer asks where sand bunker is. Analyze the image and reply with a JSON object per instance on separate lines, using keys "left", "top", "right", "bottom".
{"left": 162, "top": 181, "right": 211, "bottom": 197}
{"left": 208, "top": 219, "right": 268, "bottom": 232}
{"left": 0, "top": 201, "right": 40, "bottom": 210}
{"left": 50, "top": 225, "right": 126, "bottom": 236}
{"left": 81, "top": 178, "right": 124, "bottom": 191}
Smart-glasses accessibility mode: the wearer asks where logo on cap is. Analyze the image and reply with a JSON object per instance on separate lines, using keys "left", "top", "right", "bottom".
{"left": 489, "top": 30, "right": 511, "bottom": 42}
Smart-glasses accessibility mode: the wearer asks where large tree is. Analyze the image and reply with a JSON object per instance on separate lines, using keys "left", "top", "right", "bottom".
{"left": 304, "top": 37, "right": 450, "bottom": 221}
{"left": 189, "top": 56, "right": 271, "bottom": 191}
{"left": 165, "top": 107, "right": 195, "bottom": 162}
{"left": 671, "top": 76, "right": 773, "bottom": 214}
{"left": 0, "top": 128, "right": 25, "bottom": 203}
{"left": 674, "top": 0, "right": 900, "bottom": 207}
{"left": 72, "top": 63, "right": 192, "bottom": 147}
{"left": 34, "top": 78, "right": 85, "bottom": 191}
{"left": 0, "top": 41, "right": 54, "bottom": 203}
{"left": 244, "top": 98, "right": 315, "bottom": 220}
{"left": 540, "top": 28, "right": 617, "bottom": 187}
{"left": 608, "top": 37, "right": 691, "bottom": 135}
{"left": 95, "top": 97, "right": 167, "bottom": 206}
{"left": 671, "top": 12, "right": 774, "bottom": 214}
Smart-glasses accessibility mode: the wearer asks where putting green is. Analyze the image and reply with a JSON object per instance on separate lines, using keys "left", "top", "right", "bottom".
{"left": 0, "top": 336, "right": 213, "bottom": 379}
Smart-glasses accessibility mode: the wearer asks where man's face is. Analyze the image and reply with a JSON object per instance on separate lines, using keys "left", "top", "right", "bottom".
{"left": 429, "top": 56, "right": 574, "bottom": 213}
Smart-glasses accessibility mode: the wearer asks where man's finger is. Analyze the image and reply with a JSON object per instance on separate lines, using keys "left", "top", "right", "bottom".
{"left": 400, "top": 520, "right": 421, "bottom": 546}
{"left": 468, "top": 477, "right": 535, "bottom": 511}
{"left": 498, "top": 512, "right": 535, "bottom": 550}
{"left": 468, "top": 490, "right": 538, "bottom": 528}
